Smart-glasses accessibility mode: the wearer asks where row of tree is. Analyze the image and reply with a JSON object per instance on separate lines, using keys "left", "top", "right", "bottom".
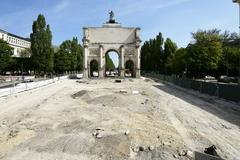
{"left": 0, "top": 14, "right": 83, "bottom": 76}
{"left": 141, "top": 29, "right": 240, "bottom": 78}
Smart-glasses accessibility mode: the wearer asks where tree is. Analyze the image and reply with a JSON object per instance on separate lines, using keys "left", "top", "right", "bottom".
{"left": 0, "top": 39, "right": 13, "bottom": 73}
{"left": 54, "top": 40, "right": 71, "bottom": 73}
{"left": 167, "top": 48, "right": 187, "bottom": 76}
{"left": 45, "top": 25, "right": 54, "bottom": 73}
{"left": 30, "top": 14, "right": 54, "bottom": 75}
{"left": 163, "top": 38, "right": 177, "bottom": 74}
{"left": 54, "top": 38, "right": 83, "bottom": 74}
{"left": 90, "top": 60, "right": 98, "bottom": 77}
{"left": 221, "top": 45, "right": 240, "bottom": 76}
{"left": 186, "top": 29, "right": 223, "bottom": 77}
{"left": 141, "top": 32, "right": 164, "bottom": 72}
{"left": 71, "top": 37, "right": 83, "bottom": 71}
{"left": 20, "top": 48, "right": 31, "bottom": 58}
{"left": 221, "top": 31, "right": 240, "bottom": 76}
{"left": 17, "top": 48, "right": 32, "bottom": 75}
{"left": 105, "top": 53, "right": 115, "bottom": 71}
{"left": 125, "top": 60, "right": 134, "bottom": 75}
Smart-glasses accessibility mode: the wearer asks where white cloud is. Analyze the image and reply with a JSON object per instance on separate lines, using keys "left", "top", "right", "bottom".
{"left": 53, "top": 0, "right": 70, "bottom": 13}
{"left": 117, "top": 0, "right": 191, "bottom": 17}
{"left": 155, "top": 0, "right": 191, "bottom": 9}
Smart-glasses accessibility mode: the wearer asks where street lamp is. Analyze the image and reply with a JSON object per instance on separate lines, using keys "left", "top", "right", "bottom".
{"left": 233, "top": 0, "right": 240, "bottom": 84}
{"left": 233, "top": 0, "right": 240, "bottom": 35}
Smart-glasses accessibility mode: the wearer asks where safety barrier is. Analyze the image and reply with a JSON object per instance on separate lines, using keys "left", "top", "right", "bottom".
{"left": 0, "top": 76, "right": 68, "bottom": 97}
{"left": 145, "top": 73, "right": 240, "bottom": 103}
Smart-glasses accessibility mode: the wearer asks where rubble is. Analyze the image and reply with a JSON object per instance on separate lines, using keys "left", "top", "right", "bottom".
{"left": 178, "top": 150, "right": 187, "bottom": 156}
{"left": 204, "top": 145, "right": 220, "bottom": 157}
{"left": 186, "top": 150, "right": 194, "bottom": 159}
{"left": 115, "top": 79, "right": 122, "bottom": 83}
{"left": 124, "top": 130, "right": 130, "bottom": 136}
{"left": 139, "top": 146, "right": 146, "bottom": 151}
{"left": 148, "top": 146, "right": 154, "bottom": 151}
{"left": 132, "top": 90, "right": 139, "bottom": 94}
{"left": 71, "top": 90, "right": 88, "bottom": 98}
{"left": 96, "top": 134, "right": 102, "bottom": 139}
{"left": 95, "top": 127, "right": 105, "bottom": 131}
{"left": 132, "top": 147, "right": 139, "bottom": 153}
{"left": 119, "top": 90, "right": 127, "bottom": 94}
{"left": 173, "top": 154, "right": 178, "bottom": 158}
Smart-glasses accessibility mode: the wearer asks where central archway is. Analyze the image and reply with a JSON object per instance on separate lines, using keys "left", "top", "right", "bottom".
{"left": 105, "top": 50, "right": 120, "bottom": 77}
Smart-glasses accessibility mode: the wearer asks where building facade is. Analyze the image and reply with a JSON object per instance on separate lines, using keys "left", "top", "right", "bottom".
{"left": 0, "top": 29, "right": 31, "bottom": 57}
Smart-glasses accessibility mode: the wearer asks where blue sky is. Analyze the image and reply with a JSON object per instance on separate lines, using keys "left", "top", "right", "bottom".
{"left": 0, "top": 0, "right": 238, "bottom": 48}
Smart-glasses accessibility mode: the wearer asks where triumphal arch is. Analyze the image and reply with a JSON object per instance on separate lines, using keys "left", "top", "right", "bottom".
{"left": 82, "top": 12, "right": 141, "bottom": 78}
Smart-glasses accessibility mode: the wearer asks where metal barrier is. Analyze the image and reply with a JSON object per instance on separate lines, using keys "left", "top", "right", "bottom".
{"left": 145, "top": 73, "right": 240, "bottom": 103}
{"left": 0, "top": 76, "right": 68, "bottom": 97}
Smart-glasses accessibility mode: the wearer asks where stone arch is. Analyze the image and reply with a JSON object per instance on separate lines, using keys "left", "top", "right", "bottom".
{"left": 104, "top": 49, "right": 120, "bottom": 77}
{"left": 82, "top": 22, "right": 141, "bottom": 79}
{"left": 125, "top": 59, "right": 135, "bottom": 77}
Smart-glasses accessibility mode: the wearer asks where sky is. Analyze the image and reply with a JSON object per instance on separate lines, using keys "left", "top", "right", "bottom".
{"left": 0, "top": 0, "right": 239, "bottom": 66}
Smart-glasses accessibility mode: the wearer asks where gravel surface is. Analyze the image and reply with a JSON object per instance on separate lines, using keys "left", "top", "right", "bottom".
{"left": 0, "top": 78, "right": 239, "bottom": 160}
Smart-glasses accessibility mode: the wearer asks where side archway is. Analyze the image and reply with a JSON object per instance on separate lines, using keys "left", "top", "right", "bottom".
{"left": 90, "top": 60, "right": 99, "bottom": 77}
{"left": 125, "top": 60, "right": 134, "bottom": 77}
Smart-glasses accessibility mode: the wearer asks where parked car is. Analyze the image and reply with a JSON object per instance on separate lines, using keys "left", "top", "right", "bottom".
{"left": 218, "top": 75, "right": 236, "bottom": 83}
{"left": 22, "top": 79, "right": 34, "bottom": 83}
{"left": 204, "top": 75, "right": 216, "bottom": 80}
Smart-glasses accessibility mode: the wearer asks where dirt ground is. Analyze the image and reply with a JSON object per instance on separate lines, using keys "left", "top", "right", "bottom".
{"left": 0, "top": 78, "right": 239, "bottom": 160}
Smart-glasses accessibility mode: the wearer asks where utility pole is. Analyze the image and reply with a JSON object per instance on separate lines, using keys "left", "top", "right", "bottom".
{"left": 232, "top": 0, "right": 240, "bottom": 84}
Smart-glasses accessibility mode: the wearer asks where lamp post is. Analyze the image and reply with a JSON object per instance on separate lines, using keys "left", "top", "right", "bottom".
{"left": 233, "top": 0, "right": 240, "bottom": 33}
{"left": 233, "top": 0, "right": 240, "bottom": 84}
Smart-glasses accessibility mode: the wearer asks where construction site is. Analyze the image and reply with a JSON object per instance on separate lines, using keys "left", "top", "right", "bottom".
{"left": 0, "top": 1, "right": 240, "bottom": 160}
{"left": 0, "top": 77, "right": 239, "bottom": 160}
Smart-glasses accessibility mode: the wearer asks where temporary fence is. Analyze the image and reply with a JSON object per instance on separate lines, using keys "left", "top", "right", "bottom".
{"left": 0, "top": 76, "right": 68, "bottom": 97}
{"left": 145, "top": 73, "right": 240, "bottom": 103}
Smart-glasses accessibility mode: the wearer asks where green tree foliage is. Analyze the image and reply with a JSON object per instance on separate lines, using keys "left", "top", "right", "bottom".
{"left": 30, "top": 14, "right": 54, "bottom": 74}
{"left": 20, "top": 48, "right": 31, "bottom": 58}
{"left": 164, "top": 38, "right": 177, "bottom": 74}
{"left": 186, "top": 29, "right": 223, "bottom": 77}
{"left": 54, "top": 37, "right": 83, "bottom": 73}
{"left": 221, "top": 46, "right": 240, "bottom": 75}
{"left": 167, "top": 48, "right": 187, "bottom": 75}
{"left": 125, "top": 60, "right": 134, "bottom": 75}
{"left": 141, "top": 32, "right": 164, "bottom": 72}
{"left": 90, "top": 60, "right": 98, "bottom": 77}
{"left": 71, "top": 37, "right": 83, "bottom": 71}
{"left": 221, "top": 31, "right": 240, "bottom": 76}
{"left": 105, "top": 53, "right": 115, "bottom": 71}
{"left": 141, "top": 29, "right": 240, "bottom": 78}
{"left": 0, "top": 39, "right": 13, "bottom": 73}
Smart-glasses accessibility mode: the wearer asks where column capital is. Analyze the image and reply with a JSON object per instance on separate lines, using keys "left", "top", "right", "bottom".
{"left": 99, "top": 44, "right": 104, "bottom": 49}
{"left": 120, "top": 45, "right": 125, "bottom": 49}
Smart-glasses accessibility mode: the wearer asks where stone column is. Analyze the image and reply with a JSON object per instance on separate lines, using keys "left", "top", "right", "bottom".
{"left": 120, "top": 46, "right": 125, "bottom": 78}
{"left": 135, "top": 28, "right": 141, "bottom": 79}
{"left": 83, "top": 46, "right": 89, "bottom": 79}
{"left": 135, "top": 46, "right": 141, "bottom": 78}
{"left": 83, "top": 28, "right": 89, "bottom": 79}
{"left": 99, "top": 45, "right": 104, "bottom": 78}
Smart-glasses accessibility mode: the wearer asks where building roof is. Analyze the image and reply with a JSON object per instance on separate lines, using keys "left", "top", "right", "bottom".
{"left": 0, "top": 29, "right": 7, "bottom": 33}
{"left": 0, "top": 28, "right": 30, "bottom": 42}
